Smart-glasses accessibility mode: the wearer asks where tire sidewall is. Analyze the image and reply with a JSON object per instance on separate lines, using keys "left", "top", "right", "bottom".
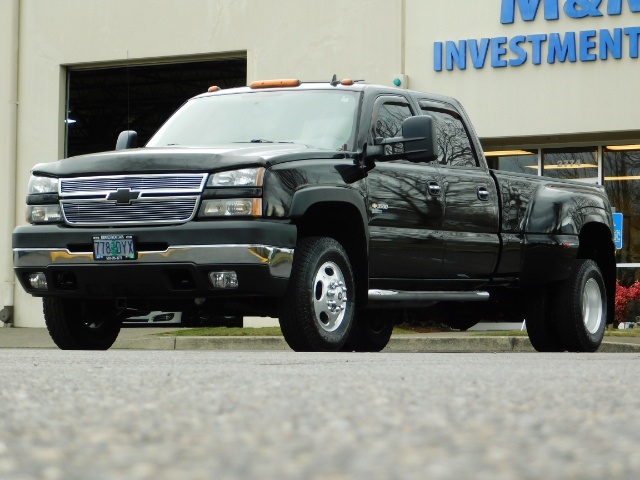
{"left": 560, "top": 260, "right": 607, "bottom": 352}
{"left": 44, "top": 298, "right": 122, "bottom": 350}
{"left": 280, "top": 237, "right": 357, "bottom": 351}
{"left": 356, "top": 310, "right": 394, "bottom": 352}
{"left": 577, "top": 266, "right": 607, "bottom": 348}
{"left": 301, "top": 242, "right": 355, "bottom": 349}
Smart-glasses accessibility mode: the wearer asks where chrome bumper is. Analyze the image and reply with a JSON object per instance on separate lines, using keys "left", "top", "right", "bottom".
{"left": 13, "top": 244, "right": 294, "bottom": 279}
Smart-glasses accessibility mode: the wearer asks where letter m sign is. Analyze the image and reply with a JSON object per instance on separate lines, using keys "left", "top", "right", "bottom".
{"left": 501, "top": 0, "right": 560, "bottom": 24}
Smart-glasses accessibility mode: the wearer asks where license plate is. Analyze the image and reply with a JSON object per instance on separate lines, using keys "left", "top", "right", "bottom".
{"left": 92, "top": 235, "right": 136, "bottom": 261}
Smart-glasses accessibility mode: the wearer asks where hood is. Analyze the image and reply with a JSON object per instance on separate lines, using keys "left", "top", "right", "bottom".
{"left": 32, "top": 144, "right": 348, "bottom": 177}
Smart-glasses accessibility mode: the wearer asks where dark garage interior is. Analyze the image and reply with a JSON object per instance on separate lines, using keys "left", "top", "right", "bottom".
{"left": 65, "top": 56, "right": 247, "bottom": 158}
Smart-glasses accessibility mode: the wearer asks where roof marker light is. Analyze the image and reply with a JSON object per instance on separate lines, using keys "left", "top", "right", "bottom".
{"left": 250, "top": 79, "right": 301, "bottom": 89}
{"left": 207, "top": 86, "right": 221, "bottom": 92}
{"left": 340, "top": 79, "right": 354, "bottom": 86}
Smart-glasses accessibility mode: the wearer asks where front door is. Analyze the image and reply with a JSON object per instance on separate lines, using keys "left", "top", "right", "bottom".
{"left": 367, "top": 96, "right": 445, "bottom": 280}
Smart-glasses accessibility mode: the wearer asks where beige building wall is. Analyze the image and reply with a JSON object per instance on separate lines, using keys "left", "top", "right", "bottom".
{"left": 7, "top": 0, "right": 639, "bottom": 326}
{"left": 1, "top": 1, "right": 20, "bottom": 326}
{"left": 10, "top": 0, "right": 404, "bottom": 326}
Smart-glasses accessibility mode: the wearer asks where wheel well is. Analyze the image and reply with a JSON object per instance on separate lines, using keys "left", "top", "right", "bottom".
{"left": 578, "top": 222, "right": 616, "bottom": 324}
{"left": 294, "top": 202, "right": 368, "bottom": 304}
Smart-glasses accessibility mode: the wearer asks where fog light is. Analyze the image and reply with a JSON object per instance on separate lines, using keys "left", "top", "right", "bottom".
{"left": 208, "top": 271, "right": 238, "bottom": 289}
{"left": 27, "top": 272, "right": 48, "bottom": 290}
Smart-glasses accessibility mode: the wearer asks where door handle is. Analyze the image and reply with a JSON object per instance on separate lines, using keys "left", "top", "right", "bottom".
{"left": 428, "top": 181, "right": 441, "bottom": 196}
{"left": 477, "top": 187, "right": 490, "bottom": 201}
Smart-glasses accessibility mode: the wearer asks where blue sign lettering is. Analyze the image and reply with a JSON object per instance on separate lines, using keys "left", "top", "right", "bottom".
{"left": 469, "top": 38, "right": 491, "bottom": 68}
{"left": 527, "top": 33, "right": 548, "bottom": 64}
{"left": 600, "top": 28, "right": 623, "bottom": 58}
{"left": 501, "top": 0, "right": 640, "bottom": 23}
{"left": 547, "top": 32, "right": 577, "bottom": 62}
{"left": 445, "top": 40, "right": 467, "bottom": 70}
{"left": 491, "top": 37, "right": 509, "bottom": 67}
{"left": 608, "top": 0, "right": 640, "bottom": 15}
{"left": 501, "top": 0, "right": 559, "bottom": 23}
{"left": 625, "top": 26, "right": 640, "bottom": 56}
{"left": 564, "top": 0, "right": 604, "bottom": 19}
{"left": 579, "top": 29, "right": 598, "bottom": 60}
{"left": 509, "top": 35, "right": 529, "bottom": 65}
{"left": 434, "top": 1, "right": 640, "bottom": 71}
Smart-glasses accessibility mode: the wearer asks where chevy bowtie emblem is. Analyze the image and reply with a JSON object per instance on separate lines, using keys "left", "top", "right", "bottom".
{"left": 107, "top": 188, "right": 141, "bottom": 205}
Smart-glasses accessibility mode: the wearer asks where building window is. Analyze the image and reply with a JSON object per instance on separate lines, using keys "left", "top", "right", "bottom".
{"left": 65, "top": 57, "right": 247, "bottom": 157}
{"left": 604, "top": 146, "right": 640, "bottom": 271}
{"left": 484, "top": 149, "right": 538, "bottom": 174}
{"left": 542, "top": 147, "right": 598, "bottom": 182}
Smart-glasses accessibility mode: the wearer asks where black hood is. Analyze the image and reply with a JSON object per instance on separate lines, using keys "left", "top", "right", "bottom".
{"left": 32, "top": 145, "right": 348, "bottom": 177}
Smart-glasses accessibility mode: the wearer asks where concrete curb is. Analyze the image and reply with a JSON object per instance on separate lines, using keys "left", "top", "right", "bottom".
{"left": 175, "top": 336, "right": 290, "bottom": 351}
{"left": 3, "top": 328, "right": 639, "bottom": 352}
{"left": 385, "top": 336, "right": 535, "bottom": 352}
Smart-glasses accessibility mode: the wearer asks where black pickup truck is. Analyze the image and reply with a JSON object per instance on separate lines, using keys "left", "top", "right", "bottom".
{"left": 13, "top": 78, "right": 616, "bottom": 352}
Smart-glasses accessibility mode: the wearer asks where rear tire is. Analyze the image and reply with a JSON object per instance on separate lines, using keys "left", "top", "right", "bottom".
{"left": 279, "top": 237, "right": 355, "bottom": 352}
{"left": 525, "top": 286, "right": 565, "bottom": 352}
{"left": 342, "top": 310, "right": 394, "bottom": 352}
{"left": 555, "top": 259, "right": 606, "bottom": 352}
{"left": 43, "top": 298, "right": 123, "bottom": 350}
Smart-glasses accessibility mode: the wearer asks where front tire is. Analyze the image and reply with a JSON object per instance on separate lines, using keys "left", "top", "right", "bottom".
{"left": 555, "top": 259, "right": 607, "bottom": 352}
{"left": 43, "top": 298, "right": 123, "bottom": 350}
{"left": 279, "top": 237, "right": 355, "bottom": 352}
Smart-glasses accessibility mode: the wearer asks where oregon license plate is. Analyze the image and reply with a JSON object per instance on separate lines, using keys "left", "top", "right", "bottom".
{"left": 92, "top": 235, "right": 136, "bottom": 261}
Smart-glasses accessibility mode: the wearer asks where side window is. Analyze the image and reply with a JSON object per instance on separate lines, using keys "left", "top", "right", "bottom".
{"left": 373, "top": 101, "right": 412, "bottom": 156}
{"left": 423, "top": 109, "right": 478, "bottom": 168}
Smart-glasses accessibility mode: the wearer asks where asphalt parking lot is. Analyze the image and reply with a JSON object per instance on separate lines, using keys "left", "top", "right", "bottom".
{"left": 1, "top": 349, "right": 639, "bottom": 480}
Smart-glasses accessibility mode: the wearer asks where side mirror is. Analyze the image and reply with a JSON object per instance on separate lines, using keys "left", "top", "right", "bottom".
{"left": 402, "top": 115, "right": 438, "bottom": 162}
{"left": 371, "top": 116, "right": 438, "bottom": 162}
{"left": 116, "top": 130, "right": 138, "bottom": 150}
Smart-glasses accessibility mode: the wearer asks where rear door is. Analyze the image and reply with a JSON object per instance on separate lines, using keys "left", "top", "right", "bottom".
{"left": 419, "top": 101, "right": 500, "bottom": 280}
{"left": 367, "top": 95, "right": 445, "bottom": 280}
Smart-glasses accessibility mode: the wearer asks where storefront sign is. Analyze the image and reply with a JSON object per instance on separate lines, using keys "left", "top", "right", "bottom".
{"left": 434, "top": 0, "right": 640, "bottom": 71}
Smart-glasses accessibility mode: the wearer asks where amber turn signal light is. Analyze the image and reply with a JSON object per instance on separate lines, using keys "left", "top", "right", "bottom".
{"left": 250, "top": 79, "right": 301, "bottom": 89}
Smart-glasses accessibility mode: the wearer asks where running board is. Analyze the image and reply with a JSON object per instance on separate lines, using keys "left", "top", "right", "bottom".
{"left": 368, "top": 289, "right": 490, "bottom": 303}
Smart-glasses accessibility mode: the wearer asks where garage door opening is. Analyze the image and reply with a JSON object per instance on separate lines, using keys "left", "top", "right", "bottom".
{"left": 65, "top": 57, "right": 247, "bottom": 158}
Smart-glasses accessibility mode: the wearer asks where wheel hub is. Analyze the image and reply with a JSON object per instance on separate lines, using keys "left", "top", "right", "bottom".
{"left": 313, "top": 261, "right": 348, "bottom": 332}
{"left": 582, "top": 278, "right": 603, "bottom": 334}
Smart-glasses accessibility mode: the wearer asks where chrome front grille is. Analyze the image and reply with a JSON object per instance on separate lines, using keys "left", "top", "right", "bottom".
{"left": 60, "top": 174, "right": 206, "bottom": 195}
{"left": 59, "top": 174, "right": 206, "bottom": 226}
{"left": 61, "top": 197, "right": 200, "bottom": 225}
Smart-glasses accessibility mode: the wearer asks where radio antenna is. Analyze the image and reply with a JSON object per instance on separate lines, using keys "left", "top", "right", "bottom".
{"left": 126, "top": 50, "right": 130, "bottom": 131}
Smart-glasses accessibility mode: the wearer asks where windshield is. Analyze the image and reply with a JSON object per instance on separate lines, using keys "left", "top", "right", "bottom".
{"left": 147, "top": 89, "right": 360, "bottom": 151}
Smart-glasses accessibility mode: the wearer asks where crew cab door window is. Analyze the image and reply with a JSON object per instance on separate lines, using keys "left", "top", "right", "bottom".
{"left": 373, "top": 101, "right": 412, "bottom": 156}
{"left": 429, "top": 111, "right": 478, "bottom": 168}
{"left": 421, "top": 104, "right": 499, "bottom": 280}
{"left": 367, "top": 97, "right": 445, "bottom": 281}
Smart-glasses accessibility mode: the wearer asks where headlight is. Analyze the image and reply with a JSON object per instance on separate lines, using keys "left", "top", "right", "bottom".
{"left": 207, "top": 168, "right": 264, "bottom": 187}
{"left": 27, "top": 205, "right": 63, "bottom": 223}
{"left": 28, "top": 175, "right": 59, "bottom": 194}
{"left": 199, "top": 199, "right": 262, "bottom": 217}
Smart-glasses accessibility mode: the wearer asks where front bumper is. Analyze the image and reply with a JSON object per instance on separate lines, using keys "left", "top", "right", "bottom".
{"left": 13, "top": 221, "right": 296, "bottom": 299}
